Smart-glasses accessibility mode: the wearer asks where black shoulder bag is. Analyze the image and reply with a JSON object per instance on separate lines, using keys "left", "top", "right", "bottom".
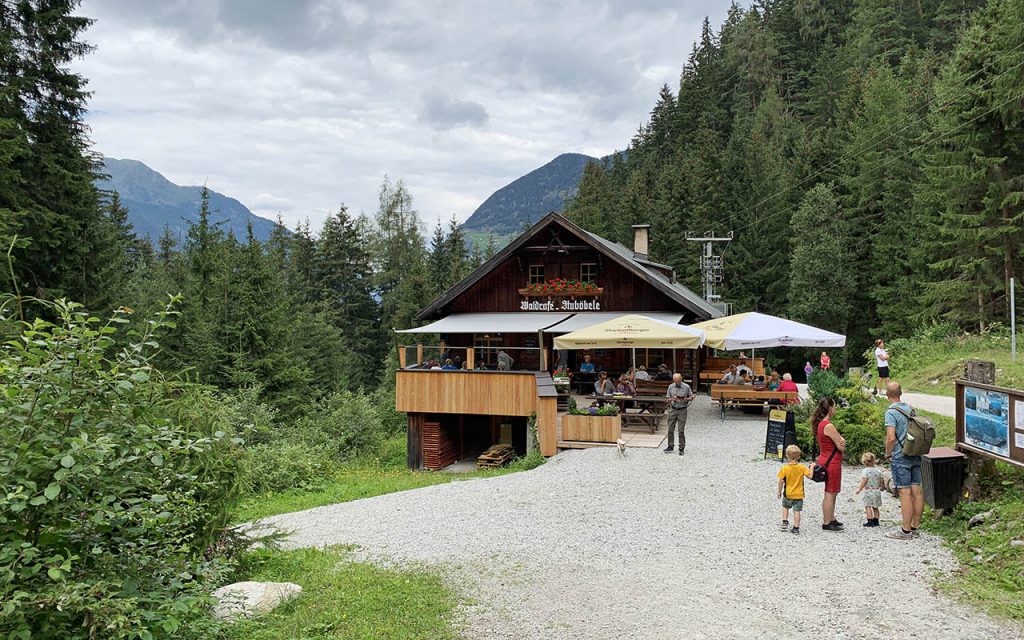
{"left": 811, "top": 422, "right": 837, "bottom": 483}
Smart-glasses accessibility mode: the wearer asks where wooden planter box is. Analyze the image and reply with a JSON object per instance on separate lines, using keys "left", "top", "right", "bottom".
{"left": 561, "top": 414, "right": 621, "bottom": 443}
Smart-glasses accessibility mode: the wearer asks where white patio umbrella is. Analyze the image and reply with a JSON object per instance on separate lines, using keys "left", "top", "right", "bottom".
{"left": 688, "top": 312, "right": 846, "bottom": 350}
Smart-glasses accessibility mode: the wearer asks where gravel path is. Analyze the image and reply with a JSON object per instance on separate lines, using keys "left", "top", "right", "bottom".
{"left": 261, "top": 397, "right": 1016, "bottom": 639}
{"left": 797, "top": 383, "right": 956, "bottom": 417}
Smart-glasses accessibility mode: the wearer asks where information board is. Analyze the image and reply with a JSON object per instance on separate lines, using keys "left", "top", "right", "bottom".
{"left": 764, "top": 409, "right": 796, "bottom": 460}
{"left": 956, "top": 380, "right": 1024, "bottom": 468}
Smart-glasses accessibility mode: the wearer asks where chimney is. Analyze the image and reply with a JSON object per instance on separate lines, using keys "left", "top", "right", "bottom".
{"left": 632, "top": 224, "right": 650, "bottom": 259}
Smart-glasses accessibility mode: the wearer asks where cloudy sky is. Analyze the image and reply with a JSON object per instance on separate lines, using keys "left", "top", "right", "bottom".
{"left": 77, "top": 0, "right": 729, "bottom": 230}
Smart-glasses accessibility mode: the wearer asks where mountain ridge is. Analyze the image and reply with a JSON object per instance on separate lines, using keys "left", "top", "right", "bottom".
{"left": 461, "top": 152, "right": 598, "bottom": 234}
{"left": 97, "top": 157, "right": 279, "bottom": 244}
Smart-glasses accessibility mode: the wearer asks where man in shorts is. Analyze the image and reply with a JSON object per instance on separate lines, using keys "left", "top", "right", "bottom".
{"left": 884, "top": 382, "right": 922, "bottom": 540}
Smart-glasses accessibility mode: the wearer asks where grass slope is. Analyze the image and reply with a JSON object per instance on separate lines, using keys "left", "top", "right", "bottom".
{"left": 883, "top": 329, "right": 1023, "bottom": 396}
{"left": 235, "top": 439, "right": 545, "bottom": 522}
{"left": 220, "top": 547, "right": 460, "bottom": 640}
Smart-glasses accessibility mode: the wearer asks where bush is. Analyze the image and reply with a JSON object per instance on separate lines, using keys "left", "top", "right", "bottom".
{"left": 807, "top": 369, "right": 846, "bottom": 400}
{"left": 0, "top": 300, "right": 242, "bottom": 639}
{"left": 295, "top": 390, "right": 386, "bottom": 463}
{"left": 241, "top": 442, "right": 330, "bottom": 495}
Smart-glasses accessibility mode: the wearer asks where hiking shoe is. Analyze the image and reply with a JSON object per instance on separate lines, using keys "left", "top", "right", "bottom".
{"left": 822, "top": 522, "right": 843, "bottom": 532}
{"left": 911, "top": 528, "right": 920, "bottom": 538}
{"left": 663, "top": 447, "right": 674, "bottom": 453}
{"left": 831, "top": 519, "right": 844, "bottom": 529}
{"left": 780, "top": 521, "right": 789, "bottom": 531}
{"left": 790, "top": 526, "right": 800, "bottom": 535}
{"left": 887, "top": 529, "right": 914, "bottom": 540}
{"left": 678, "top": 449, "right": 685, "bottom": 456}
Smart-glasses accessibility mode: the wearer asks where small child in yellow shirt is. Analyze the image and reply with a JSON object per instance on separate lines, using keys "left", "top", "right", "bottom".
{"left": 777, "top": 444, "right": 814, "bottom": 535}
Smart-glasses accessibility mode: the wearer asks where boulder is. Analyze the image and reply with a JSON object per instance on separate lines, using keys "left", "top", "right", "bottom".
{"left": 967, "top": 510, "right": 993, "bottom": 529}
{"left": 212, "top": 581, "right": 303, "bottom": 620}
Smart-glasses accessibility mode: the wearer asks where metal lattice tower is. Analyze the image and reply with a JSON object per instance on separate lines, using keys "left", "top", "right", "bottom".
{"left": 685, "top": 231, "right": 733, "bottom": 306}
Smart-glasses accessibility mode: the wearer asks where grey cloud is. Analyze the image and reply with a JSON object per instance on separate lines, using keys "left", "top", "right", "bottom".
{"left": 78, "top": 0, "right": 730, "bottom": 228}
{"left": 418, "top": 90, "right": 488, "bottom": 130}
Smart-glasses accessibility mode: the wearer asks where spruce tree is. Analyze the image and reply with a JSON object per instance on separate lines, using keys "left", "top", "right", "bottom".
{"left": 787, "top": 184, "right": 856, "bottom": 337}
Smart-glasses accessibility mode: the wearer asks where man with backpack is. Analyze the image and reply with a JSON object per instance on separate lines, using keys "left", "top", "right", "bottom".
{"left": 883, "top": 382, "right": 934, "bottom": 540}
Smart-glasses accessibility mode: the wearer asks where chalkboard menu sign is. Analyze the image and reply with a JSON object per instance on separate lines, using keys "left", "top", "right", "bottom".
{"left": 764, "top": 409, "right": 796, "bottom": 460}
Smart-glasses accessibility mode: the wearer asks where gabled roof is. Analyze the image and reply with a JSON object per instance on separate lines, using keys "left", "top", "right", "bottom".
{"left": 415, "top": 212, "right": 722, "bottom": 321}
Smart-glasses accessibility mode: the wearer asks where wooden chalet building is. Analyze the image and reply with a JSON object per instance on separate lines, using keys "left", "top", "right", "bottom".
{"left": 396, "top": 212, "right": 721, "bottom": 469}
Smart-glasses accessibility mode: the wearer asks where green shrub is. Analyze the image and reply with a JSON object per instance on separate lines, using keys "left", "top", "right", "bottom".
{"left": 242, "top": 442, "right": 330, "bottom": 495}
{"left": 296, "top": 390, "right": 386, "bottom": 463}
{"left": 793, "top": 398, "right": 886, "bottom": 464}
{"left": 0, "top": 300, "right": 241, "bottom": 639}
{"left": 807, "top": 369, "right": 846, "bottom": 400}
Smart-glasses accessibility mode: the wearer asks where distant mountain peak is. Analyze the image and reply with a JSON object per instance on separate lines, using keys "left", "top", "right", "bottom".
{"left": 97, "top": 157, "right": 279, "bottom": 243}
{"left": 461, "top": 152, "right": 598, "bottom": 234}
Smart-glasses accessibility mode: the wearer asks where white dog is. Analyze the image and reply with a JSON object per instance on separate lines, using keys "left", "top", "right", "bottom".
{"left": 616, "top": 438, "right": 627, "bottom": 457}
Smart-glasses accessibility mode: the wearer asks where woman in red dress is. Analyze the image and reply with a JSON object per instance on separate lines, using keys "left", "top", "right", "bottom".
{"left": 819, "top": 351, "right": 831, "bottom": 370}
{"left": 813, "top": 396, "right": 846, "bottom": 531}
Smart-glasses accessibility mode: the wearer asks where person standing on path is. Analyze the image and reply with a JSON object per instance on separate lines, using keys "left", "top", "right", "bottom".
{"left": 814, "top": 397, "right": 846, "bottom": 531}
{"left": 804, "top": 361, "right": 813, "bottom": 384}
{"left": 777, "top": 445, "right": 813, "bottom": 535}
{"left": 884, "top": 383, "right": 924, "bottom": 540}
{"left": 820, "top": 352, "right": 831, "bottom": 370}
{"left": 874, "top": 339, "right": 890, "bottom": 395}
{"left": 855, "top": 452, "right": 883, "bottom": 527}
{"left": 664, "top": 373, "right": 694, "bottom": 456}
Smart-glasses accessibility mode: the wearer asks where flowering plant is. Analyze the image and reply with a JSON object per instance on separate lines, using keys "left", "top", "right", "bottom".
{"left": 552, "top": 366, "right": 573, "bottom": 378}
{"left": 523, "top": 278, "right": 598, "bottom": 294}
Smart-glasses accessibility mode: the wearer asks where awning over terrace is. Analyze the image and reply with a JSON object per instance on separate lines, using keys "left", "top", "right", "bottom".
{"left": 395, "top": 312, "right": 571, "bottom": 334}
{"left": 545, "top": 312, "right": 683, "bottom": 333}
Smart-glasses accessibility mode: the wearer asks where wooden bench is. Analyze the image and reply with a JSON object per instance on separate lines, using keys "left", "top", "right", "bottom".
{"left": 634, "top": 379, "right": 672, "bottom": 396}
{"left": 621, "top": 411, "right": 666, "bottom": 433}
{"left": 709, "top": 384, "right": 799, "bottom": 420}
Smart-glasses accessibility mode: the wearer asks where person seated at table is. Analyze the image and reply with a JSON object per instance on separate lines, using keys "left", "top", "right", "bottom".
{"left": 579, "top": 354, "right": 595, "bottom": 373}
{"left": 767, "top": 371, "right": 781, "bottom": 391}
{"left": 429, "top": 359, "right": 443, "bottom": 370}
{"left": 737, "top": 372, "right": 753, "bottom": 385}
{"left": 595, "top": 371, "right": 615, "bottom": 395}
{"left": 778, "top": 373, "right": 799, "bottom": 403}
{"left": 441, "top": 358, "right": 458, "bottom": 370}
{"left": 737, "top": 360, "right": 752, "bottom": 377}
{"left": 616, "top": 374, "right": 635, "bottom": 395}
{"left": 453, "top": 355, "right": 463, "bottom": 369}
{"left": 497, "top": 349, "right": 514, "bottom": 371}
{"left": 634, "top": 365, "right": 651, "bottom": 381}
{"left": 654, "top": 364, "right": 672, "bottom": 381}
{"left": 475, "top": 359, "right": 486, "bottom": 370}
{"left": 718, "top": 365, "right": 740, "bottom": 384}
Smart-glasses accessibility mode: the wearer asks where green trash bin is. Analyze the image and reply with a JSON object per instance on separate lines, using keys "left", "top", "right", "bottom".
{"left": 922, "top": 447, "right": 967, "bottom": 510}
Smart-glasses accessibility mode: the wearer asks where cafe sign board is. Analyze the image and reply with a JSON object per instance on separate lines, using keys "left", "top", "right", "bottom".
{"left": 520, "top": 299, "right": 601, "bottom": 311}
{"left": 955, "top": 380, "right": 1024, "bottom": 468}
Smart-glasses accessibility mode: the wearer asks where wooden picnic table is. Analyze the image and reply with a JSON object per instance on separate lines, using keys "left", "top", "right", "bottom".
{"left": 583, "top": 394, "right": 668, "bottom": 433}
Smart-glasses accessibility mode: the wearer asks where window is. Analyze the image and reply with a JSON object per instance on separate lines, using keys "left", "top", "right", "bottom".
{"left": 529, "top": 265, "right": 545, "bottom": 285}
{"left": 580, "top": 262, "right": 597, "bottom": 284}
{"left": 474, "top": 334, "right": 502, "bottom": 368}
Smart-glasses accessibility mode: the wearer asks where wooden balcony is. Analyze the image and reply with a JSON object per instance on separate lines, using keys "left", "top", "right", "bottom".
{"left": 396, "top": 369, "right": 558, "bottom": 457}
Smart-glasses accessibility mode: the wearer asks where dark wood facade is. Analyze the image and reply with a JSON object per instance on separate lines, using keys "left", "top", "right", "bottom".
{"left": 400, "top": 213, "right": 718, "bottom": 468}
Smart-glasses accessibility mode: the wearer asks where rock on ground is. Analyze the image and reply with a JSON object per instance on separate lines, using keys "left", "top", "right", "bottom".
{"left": 261, "top": 397, "right": 1019, "bottom": 639}
{"left": 211, "top": 581, "right": 302, "bottom": 620}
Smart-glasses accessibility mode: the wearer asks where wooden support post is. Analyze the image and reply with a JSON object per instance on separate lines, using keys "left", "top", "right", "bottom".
{"left": 466, "top": 347, "right": 475, "bottom": 370}
{"left": 416, "top": 343, "right": 424, "bottom": 365}
{"left": 398, "top": 346, "right": 407, "bottom": 369}
{"left": 407, "top": 413, "right": 424, "bottom": 470}
{"left": 541, "top": 347, "right": 548, "bottom": 372}
{"left": 962, "top": 360, "right": 998, "bottom": 500}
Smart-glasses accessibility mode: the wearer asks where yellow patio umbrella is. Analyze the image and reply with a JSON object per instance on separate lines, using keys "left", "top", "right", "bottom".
{"left": 553, "top": 314, "right": 705, "bottom": 350}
